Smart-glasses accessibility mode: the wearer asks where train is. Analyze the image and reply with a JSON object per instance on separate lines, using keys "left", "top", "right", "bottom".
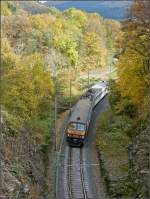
{"left": 66, "top": 81, "right": 108, "bottom": 146}
{"left": 90, "top": 81, "right": 108, "bottom": 106}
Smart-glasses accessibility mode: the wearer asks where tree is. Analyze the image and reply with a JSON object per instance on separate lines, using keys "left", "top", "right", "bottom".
{"left": 29, "top": 13, "right": 55, "bottom": 30}
{"left": 105, "top": 19, "right": 121, "bottom": 50}
{"left": 64, "top": 8, "right": 87, "bottom": 29}
{"left": 116, "top": 0, "right": 150, "bottom": 112}
{"left": 2, "top": 53, "right": 54, "bottom": 125}
{"left": 80, "top": 32, "right": 106, "bottom": 69}
{"left": 53, "top": 34, "right": 79, "bottom": 67}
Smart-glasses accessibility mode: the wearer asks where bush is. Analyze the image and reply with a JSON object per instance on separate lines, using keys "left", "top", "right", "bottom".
{"left": 108, "top": 79, "right": 121, "bottom": 110}
{"left": 108, "top": 79, "right": 137, "bottom": 118}
{"left": 27, "top": 117, "right": 53, "bottom": 147}
{"left": 115, "top": 98, "right": 137, "bottom": 118}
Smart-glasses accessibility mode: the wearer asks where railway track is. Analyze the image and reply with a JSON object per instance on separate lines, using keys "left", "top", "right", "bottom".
{"left": 63, "top": 146, "right": 93, "bottom": 199}
{"left": 60, "top": 139, "right": 105, "bottom": 199}
{"left": 58, "top": 95, "right": 108, "bottom": 199}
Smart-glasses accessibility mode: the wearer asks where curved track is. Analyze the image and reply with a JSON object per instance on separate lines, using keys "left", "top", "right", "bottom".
{"left": 57, "top": 96, "right": 109, "bottom": 199}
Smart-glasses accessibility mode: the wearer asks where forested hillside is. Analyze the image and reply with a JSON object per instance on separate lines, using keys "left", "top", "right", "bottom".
{"left": 1, "top": 1, "right": 121, "bottom": 198}
{"left": 96, "top": 0, "right": 149, "bottom": 197}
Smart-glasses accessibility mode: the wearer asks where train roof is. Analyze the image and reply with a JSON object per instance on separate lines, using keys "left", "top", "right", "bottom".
{"left": 69, "top": 97, "right": 92, "bottom": 124}
{"left": 91, "top": 81, "right": 106, "bottom": 90}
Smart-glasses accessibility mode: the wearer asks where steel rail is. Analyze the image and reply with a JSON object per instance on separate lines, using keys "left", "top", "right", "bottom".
{"left": 67, "top": 147, "right": 72, "bottom": 198}
{"left": 80, "top": 148, "right": 87, "bottom": 199}
{"left": 67, "top": 147, "right": 87, "bottom": 199}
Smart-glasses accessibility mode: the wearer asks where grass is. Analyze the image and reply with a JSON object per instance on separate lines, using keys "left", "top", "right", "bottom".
{"left": 96, "top": 109, "right": 129, "bottom": 177}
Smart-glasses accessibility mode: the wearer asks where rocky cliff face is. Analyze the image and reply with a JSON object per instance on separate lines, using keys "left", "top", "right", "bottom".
{"left": 0, "top": 116, "right": 55, "bottom": 199}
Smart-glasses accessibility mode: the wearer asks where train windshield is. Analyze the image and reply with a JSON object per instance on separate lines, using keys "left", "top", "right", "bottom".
{"left": 68, "top": 123, "right": 76, "bottom": 130}
{"left": 68, "top": 123, "right": 85, "bottom": 131}
{"left": 76, "top": 123, "right": 85, "bottom": 131}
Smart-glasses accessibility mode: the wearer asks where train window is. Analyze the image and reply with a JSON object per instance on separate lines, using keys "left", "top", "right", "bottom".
{"left": 76, "top": 123, "right": 85, "bottom": 131}
{"left": 95, "top": 92, "right": 102, "bottom": 99}
{"left": 68, "top": 123, "right": 85, "bottom": 131}
{"left": 68, "top": 123, "right": 76, "bottom": 130}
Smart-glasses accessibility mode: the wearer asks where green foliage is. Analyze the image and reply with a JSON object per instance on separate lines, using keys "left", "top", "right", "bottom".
{"left": 108, "top": 79, "right": 121, "bottom": 109}
{"left": 96, "top": 110, "right": 130, "bottom": 175}
{"left": 7, "top": 2, "right": 17, "bottom": 14}
{"left": 64, "top": 8, "right": 87, "bottom": 29}
{"left": 1, "top": 1, "right": 19, "bottom": 16}
{"left": 105, "top": 19, "right": 121, "bottom": 51}
{"left": 1, "top": 3, "right": 12, "bottom": 16}
{"left": 116, "top": 1, "right": 149, "bottom": 112}
{"left": 3, "top": 111, "right": 21, "bottom": 136}
{"left": 48, "top": 7, "right": 61, "bottom": 16}
{"left": 108, "top": 79, "right": 136, "bottom": 118}
{"left": 28, "top": 117, "right": 53, "bottom": 147}
{"left": 115, "top": 98, "right": 137, "bottom": 118}
{"left": 29, "top": 14, "right": 55, "bottom": 30}
{"left": 2, "top": 52, "right": 54, "bottom": 145}
{"left": 1, "top": 37, "right": 20, "bottom": 70}
{"left": 0, "top": 2, "right": 123, "bottom": 198}
{"left": 1, "top": 1, "right": 121, "bottom": 151}
{"left": 53, "top": 35, "right": 79, "bottom": 67}
{"left": 80, "top": 31, "right": 107, "bottom": 69}
{"left": 96, "top": 2, "right": 149, "bottom": 197}
{"left": 96, "top": 107, "right": 148, "bottom": 197}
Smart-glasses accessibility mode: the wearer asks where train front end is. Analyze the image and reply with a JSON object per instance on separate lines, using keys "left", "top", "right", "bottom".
{"left": 66, "top": 94, "right": 93, "bottom": 146}
{"left": 66, "top": 122, "right": 86, "bottom": 146}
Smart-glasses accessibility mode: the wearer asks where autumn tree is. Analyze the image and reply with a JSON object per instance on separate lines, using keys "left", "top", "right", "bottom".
{"left": 116, "top": 0, "right": 150, "bottom": 112}
{"left": 80, "top": 31, "right": 106, "bottom": 70}
{"left": 64, "top": 8, "right": 87, "bottom": 29}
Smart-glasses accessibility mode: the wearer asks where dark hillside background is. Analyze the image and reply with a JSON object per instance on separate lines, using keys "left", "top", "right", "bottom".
{"left": 14, "top": 1, "right": 50, "bottom": 14}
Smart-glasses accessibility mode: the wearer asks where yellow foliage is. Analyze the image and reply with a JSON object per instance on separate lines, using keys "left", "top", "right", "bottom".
{"left": 2, "top": 53, "right": 54, "bottom": 122}
{"left": 117, "top": 53, "right": 149, "bottom": 108}
{"left": 1, "top": 1, "right": 12, "bottom": 16}
{"left": 65, "top": 8, "right": 87, "bottom": 29}
{"left": 1, "top": 37, "right": 20, "bottom": 70}
{"left": 53, "top": 18, "right": 64, "bottom": 35}
{"left": 115, "top": 0, "right": 149, "bottom": 113}
{"left": 81, "top": 32, "right": 107, "bottom": 68}
{"left": 2, "top": 37, "right": 12, "bottom": 54}
{"left": 29, "top": 13, "right": 55, "bottom": 30}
